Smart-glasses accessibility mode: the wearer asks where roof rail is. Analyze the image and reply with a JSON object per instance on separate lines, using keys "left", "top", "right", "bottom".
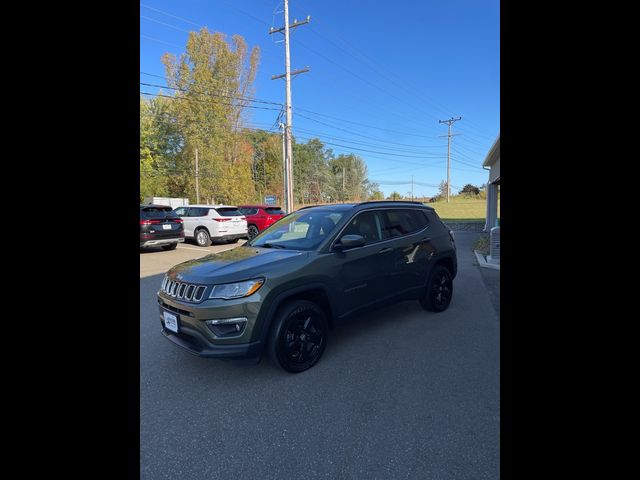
{"left": 356, "top": 200, "right": 426, "bottom": 206}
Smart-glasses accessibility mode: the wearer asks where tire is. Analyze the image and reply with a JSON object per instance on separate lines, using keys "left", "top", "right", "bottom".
{"left": 248, "top": 224, "right": 259, "bottom": 239}
{"left": 195, "top": 228, "right": 211, "bottom": 247}
{"left": 420, "top": 264, "right": 453, "bottom": 312}
{"left": 161, "top": 243, "right": 178, "bottom": 251}
{"left": 268, "top": 300, "right": 328, "bottom": 373}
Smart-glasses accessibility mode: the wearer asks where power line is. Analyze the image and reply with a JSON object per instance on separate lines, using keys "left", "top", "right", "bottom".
{"left": 140, "top": 91, "right": 282, "bottom": 111}
{"left": 140, "top": 15, "right": 192, "bottom": 34}
{"left": 140, "top": 35, "right": 182, "bottom": 49}
{"left": 144, "top": 2, "right": 497, "bottom": 146}
{"left": 140, "top": 3, "right": 202, "bottom": 27}
{"left": 293, "top": 127, "right": 445, "bottom": 155}
{"left": 296, "top": 111, "right": 442, "bottom": 141}
{"left": 294, "top": 137, "right": 446, "bottom": 159}
{"left": 140, "top": 80, "right": 284, "bottom": 106}
{"left": 293, "top": 0, "right": 497, "bottom": 140}
{"left": 140, "top": 4, "right": 482, "bottom": 144}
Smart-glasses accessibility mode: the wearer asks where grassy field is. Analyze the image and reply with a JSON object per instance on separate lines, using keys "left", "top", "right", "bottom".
{"left": 294, "top": 196, "right": 499, "bottom": 222}
{"left": 429, "top": 196, "right": 500, "bottom": 222}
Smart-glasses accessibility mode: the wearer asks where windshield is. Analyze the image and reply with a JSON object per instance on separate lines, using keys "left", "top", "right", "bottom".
{"left": 249, "top": 209, "right": 345, "bottom": 251}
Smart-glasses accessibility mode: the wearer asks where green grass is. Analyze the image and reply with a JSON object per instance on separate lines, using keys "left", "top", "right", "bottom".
{"left": 473, "top": 235, "right": 490, "bottom": 255}
{"left": 428, "top": 196, "right": 500, "bottom": 222}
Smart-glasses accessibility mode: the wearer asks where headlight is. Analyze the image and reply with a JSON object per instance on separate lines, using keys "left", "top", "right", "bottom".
{"left": 209, "top": 278, "right": 264, "bottom": 300}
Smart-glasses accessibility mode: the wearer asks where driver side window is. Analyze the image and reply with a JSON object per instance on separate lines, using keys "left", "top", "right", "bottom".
{"left": 342, "top": 211, "right": 382, "bottom": 245}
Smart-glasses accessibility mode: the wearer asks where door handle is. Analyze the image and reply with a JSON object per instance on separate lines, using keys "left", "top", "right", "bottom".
{"left": 378, "top": 247, "right": 393, "bottom": 254}
{"left": 420, "top": 237, "right": 432, "bottom": 244}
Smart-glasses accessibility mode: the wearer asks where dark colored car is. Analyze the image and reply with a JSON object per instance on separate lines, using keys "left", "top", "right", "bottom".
{"left": 158, "top": 201, "right": 457, "bottom": 372}
{"left": 140, "top": 204, "right": 185, "bottom": 250}
{"left": 238, "top": 205, "right": 286, "bottom": 239}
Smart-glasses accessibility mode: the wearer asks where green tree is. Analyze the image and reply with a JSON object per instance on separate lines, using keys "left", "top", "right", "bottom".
{"left": 140, "top": 95, "right": 183, "bottom": 201}
{"left": 244, "top": 129, "right": 284, "bottom": 203}
{"left": 368, "top": 184, "right": 384, "bottom": 201}
{"left": 459, "top": 183, "right": 480, "bottom": 196}
{"left": 438, "top": 180, "right": 449, "bottom": 199}
{"left": 159, "top": 28, "right": 260, "bottom": 204}
{"left": 329, "top": 154, "right": 369, "bottom": 202}
{"left": 387, "top": 191, "right": 403, "bottom": 200}
{"left": 293, "top": 138, "right": 335, "bottom": 204}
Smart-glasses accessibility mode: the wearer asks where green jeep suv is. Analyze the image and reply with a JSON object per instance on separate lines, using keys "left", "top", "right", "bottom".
{"left": 158, "top": 201, "right": 457, "bottom": 372}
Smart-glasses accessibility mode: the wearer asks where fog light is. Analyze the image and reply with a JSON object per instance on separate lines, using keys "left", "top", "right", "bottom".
{"left": 205, "top": 317, "right": 248, "bottom": 337}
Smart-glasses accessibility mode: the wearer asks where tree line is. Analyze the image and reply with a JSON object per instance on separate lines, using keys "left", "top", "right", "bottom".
{"left": 140, "top": 28, "right": 381, "bottom": 206}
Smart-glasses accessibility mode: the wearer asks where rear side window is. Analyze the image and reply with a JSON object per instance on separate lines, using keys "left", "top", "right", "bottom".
{"left": 174, "top": 207, "right": 187, "bottom": 216}
{"left": 381, "top": 209, "right": 427, "bottom": 238}
{"left": 215, "top": 208, "right": 243, "bottom": 217}
{"left": 265, "top": 207, "right": 284, "bottom": 215}
{"left": 412, "top": 210, "right": 430, "bottom": 229}
{"left": 186, "top": 207, "right": 207, "bottom": 217}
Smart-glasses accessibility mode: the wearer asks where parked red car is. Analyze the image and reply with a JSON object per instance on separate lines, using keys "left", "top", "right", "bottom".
{"left": 238, "top": 205, "right": 286, "bottom": 239}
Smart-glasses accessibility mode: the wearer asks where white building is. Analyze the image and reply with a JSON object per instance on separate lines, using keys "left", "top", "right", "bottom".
{"left": 483, "top": 135, "right": 500, "bottom": 232}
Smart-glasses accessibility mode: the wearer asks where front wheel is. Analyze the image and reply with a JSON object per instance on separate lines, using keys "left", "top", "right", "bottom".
{"left": 420, "top": 265, "right": 453, "bottom": 312}
{"left": 268, "top": 300, "right": 328, "bottom": 373}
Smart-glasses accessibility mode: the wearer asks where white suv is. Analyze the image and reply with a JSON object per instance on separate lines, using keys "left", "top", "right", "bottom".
{"left": 173, "top": 205, "right": 248, "bottom": 247}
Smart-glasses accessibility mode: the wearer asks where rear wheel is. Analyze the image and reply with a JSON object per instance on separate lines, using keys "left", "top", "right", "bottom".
{"left": 195, "top": 229, "right": 211, "bottom": 247}
{"left": 420, "top": 265, "right": 453, "bottom": 312}
{"left": 248, "top": 224, "right": 259, "bottom": 239}
{"left": 268, "top": 300, "right": 328, "bottom": 373}
{"left": 161, "top": 243, "right": 177, "bottom": 251}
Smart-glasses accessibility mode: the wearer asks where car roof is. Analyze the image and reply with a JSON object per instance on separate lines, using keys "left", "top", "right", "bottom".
{"left": 296, "top": 201, "right": 434, "bottom": 212}
{"left": 185, "top": 204, "right": 239, "bottom": 209}
{"left": 239, "top": 205, "right": 282, "bottom": 209}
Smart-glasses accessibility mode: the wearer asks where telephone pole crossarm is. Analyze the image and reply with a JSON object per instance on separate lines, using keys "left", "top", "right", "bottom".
{"left": 271, "top": 67, "right": 310, "bottom": 81}
{"left": 269, "top": 15, "right": 311, "bottom": 35}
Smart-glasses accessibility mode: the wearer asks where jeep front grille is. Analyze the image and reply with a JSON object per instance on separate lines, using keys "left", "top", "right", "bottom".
{"left": 161, "top": 276, "right": 207, "bottom": 302}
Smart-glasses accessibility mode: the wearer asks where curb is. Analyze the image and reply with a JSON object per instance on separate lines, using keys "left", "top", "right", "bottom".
{"left": 474, "top": 250, "right": 500, "bottom": 270}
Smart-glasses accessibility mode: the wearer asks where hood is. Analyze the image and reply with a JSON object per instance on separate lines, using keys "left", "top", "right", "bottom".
{"left": 166, "top": 246, "right": 306, "bottom": 284}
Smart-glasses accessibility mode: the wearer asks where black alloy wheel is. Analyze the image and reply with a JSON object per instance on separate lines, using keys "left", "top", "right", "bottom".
{"left": 268, "top": 300, "right": 328, "bottom": 373}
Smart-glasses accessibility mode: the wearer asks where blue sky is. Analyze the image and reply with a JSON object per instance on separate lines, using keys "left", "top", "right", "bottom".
{"left": 140, "top": 0, "right": 500, "bottom": 198}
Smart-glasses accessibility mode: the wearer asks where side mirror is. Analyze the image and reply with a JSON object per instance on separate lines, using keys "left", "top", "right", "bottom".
{"left": 335, "top": 234, "right": 365, "bottom": 250}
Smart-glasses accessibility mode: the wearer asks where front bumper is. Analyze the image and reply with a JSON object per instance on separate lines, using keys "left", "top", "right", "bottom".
{"left": 140, "top": 237, "right": 185, "bottom": 247}
{"left": 161, "top": 326, "right": 262, "bottom": 360}
{"left": 158, "top": 292, "right": 265, "bottom": 361}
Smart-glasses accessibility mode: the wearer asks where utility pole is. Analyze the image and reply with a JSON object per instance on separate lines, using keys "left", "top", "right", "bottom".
{"left": 411, "top": 175, "right": 414, "bottom": 201}
{"left": 438, "top": 116, "right": 462, "bottom": 203}
{"left": 270, "top": 1, "right": 310, "bottom": 213}
{"left": 280, "top": 122, "right": 286, "bottom": 208}
{"left": 342, "top": 166, "right": 346, "bottom": 201}
{"left": 195, "top": 148, "right": 200, "bottom": 204}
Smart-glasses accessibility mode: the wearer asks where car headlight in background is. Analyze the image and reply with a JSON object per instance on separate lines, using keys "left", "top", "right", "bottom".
{"left": 209, "top": 278, "right": 265, "bottom": 300}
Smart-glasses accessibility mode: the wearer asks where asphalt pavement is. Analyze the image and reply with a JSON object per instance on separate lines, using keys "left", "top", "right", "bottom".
{"left": 140, "top": 231, "right": 500, "bottom": 479}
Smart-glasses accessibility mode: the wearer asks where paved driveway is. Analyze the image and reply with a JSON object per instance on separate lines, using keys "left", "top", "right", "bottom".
{"left": 140, "top": 232, "right": 499, "bottom": 479}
